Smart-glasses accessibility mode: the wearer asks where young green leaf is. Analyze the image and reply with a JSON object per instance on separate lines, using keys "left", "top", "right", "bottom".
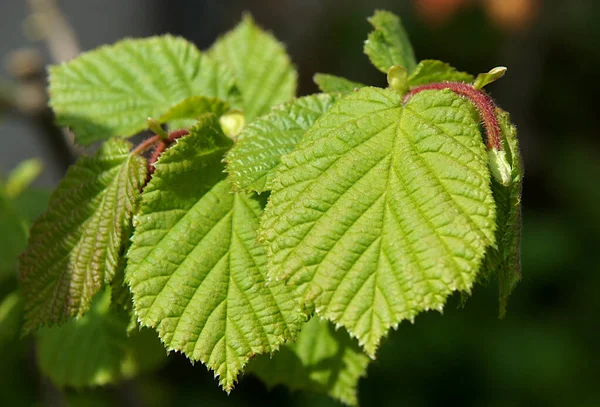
{"left": 481, "top": 109, "right": 522, "bottom": 316}
{"left": 49, "top": 35, "right": 237, "bottom": 144}
{"left": 473, "top": 66, "right": 508, "bottom": 90}
{"left": 313, "top": 74, "right": 365, "bottom": 94}
{"left": 0, "top": 292, "right": 23, "bottom": 347}
{"left": 158, "top": 96, "right": 230, "bottom": 131}
{"left": 226, "top": 94, "right": 340, "bottom": 193}
{"left": 3, "top": 158, "right": 43, "bottom": 199}
{"left": 209, "top": 15, "right": 297, "bottom": 120}
{"left": 364, "top": 10, "right": 417, "bottom": 74}
{"left": 0, "top": 192, "right": 28, "bottom": 280}
{"left": 248, "top": 317, "right": 369, "bottom": 406}
{"left": 37, "top": 289, "right": 165, "bottom": 388}
{"left": 125, "top": 116, "right": 305, "bottom": 391}
{"left": 260, "top": 87, "right": 496, "bottom": 356}
{"left": 19, "top": 139, "right": 146, "bottom": 332}
{"left": 408, "top": 60, "right": 474, "bottom": 86}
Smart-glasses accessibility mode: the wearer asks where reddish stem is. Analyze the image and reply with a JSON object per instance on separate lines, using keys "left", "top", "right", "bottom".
{"left": 147, "top": 129, "right": 190, "bottom": 175}
{"left": 402, "top": 82, "right": 502, "bottom": 151}
{"left": 131, "top": 134, "right": 160, "bottom": 155}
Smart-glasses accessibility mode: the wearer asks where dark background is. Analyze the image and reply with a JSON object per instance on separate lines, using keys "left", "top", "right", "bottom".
{"left": 1, "top": 0, "right": 598, "bottom": 406}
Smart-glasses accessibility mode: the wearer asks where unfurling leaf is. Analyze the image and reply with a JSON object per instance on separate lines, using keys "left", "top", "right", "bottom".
{"left": 49, "top": 36, "right": 237, "bottom": 144}
{"left": 249, "top": 317, "right": 369, "bottom": 406}
{"left": 209, "top": 15, "right": 297, "bottom": 120}
{"left": 126, "top": 116, "right": 305, "bottom": 391}
{"left": 226, "top": 94, "right": 339, "bottom": 193}
{"left": 19, "top": 139, "right": 146, "bottom": 332}
{"left": 260, "top": 87, "right": 496, "bottom": 356}
{"left": 364, "top": 10, "right": 417, "bottom": 74}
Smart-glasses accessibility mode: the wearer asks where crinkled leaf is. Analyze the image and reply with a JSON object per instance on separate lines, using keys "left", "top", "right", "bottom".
{"left": 126, "top": 116, "right": 305, "bottom": 391}
{"left": 313, "top": 74, "right": 365, "bottom": 94}
{"left": 248, "top": 317, "right": 369, "bottom": 406}
{"left": 364, "top": 10, "right": 417, "bottom": 74}
{"left": 408, "top": 60, "right": 474, "bottom": 86}
{"left": 37, "top": 289, "right": 165, "bottom": 388}
{"left": 226, "top": 94, "right": 339, "bottom": 193}
{"left": 209, "top": 15, "right": 297, "bottom": 120}
{"left": 19, "top": 139, "right": 147, "bottom": 332}
{"left": 260, "top": 87, "right": 496, "bottom": 356}
{"left": 480, "top": 109, "right": 522, "bottom": 316}
{"left": 158, "top": 96, "right": 230, "bottom": 131}
{"left": 49, "top": 35, "right": 237, "bottom": 144}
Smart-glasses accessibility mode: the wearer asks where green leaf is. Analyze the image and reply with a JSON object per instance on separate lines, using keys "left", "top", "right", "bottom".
{"left": 49, "top": 35, "right": 237, "bottom": 144}
{"left": 209, "top": 15, "right": 297, "bottom": 120}
{"left": 4, "top": 158, "right": 43, "bottom": 198}
{"left": 481, "top": 109, "right": 522, "bottom": 316}
{"left": 0, "top": 191, "right": 28, "bottom": 280}
{"left": 473, "top": 66, "right": 507, "bottom": 90}
{"left": 158, "top": 96, "right": 230, "bottom": 131}
{"left": 125, "top": 116, "right": 305, "bottom": 391}
{"left": 313, "top": 74, "right": 365, "bottom": 94}
{"left": 226, "top": 94, "right": 340, "bottom": 193}
{"left": 364, "top": 10, "right": 417, "bottom": 74}
{"left": 0, "top": 292, "right": 23, "bottom": 347}
{"left": 408, "top": 60, "right": 474, "bottom": 86}
{"left": 37, "top": 289, "right": 165, "bottom": 388}
{"left": 248, "top": 317, "right": 369, "bottom": 406}
{"left": 19, "top": 139, "right": 147, "bottom": 332}
{"left": 260, "top": 87, "right": 496, "bottom": 356}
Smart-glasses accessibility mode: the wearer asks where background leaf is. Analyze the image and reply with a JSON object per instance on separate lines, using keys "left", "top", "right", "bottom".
{"left": 260, "top": 87, "right": 496, "bottom": 356}
{"left": 49, "top": 35, "right": 237, "bottom": 144}
{"left": 226, "top": 94, "right": 339, "bottom": 193}
{"left": 364, "top": 10, "right": 417, "bottom": 74}
{"left": 248, "top": 317, "right": 369, "bottom": 406}
{"left": 37, "top": 289, "right": 165, "bottom": 388}
{"left": 19, "top": 139, "right": 146, "bottom": 332}
{"left": 126, "top": 117, "right": 305, "bottom": 391}
{"left": 209, "top": 15, "right": 297, "bottom": 120}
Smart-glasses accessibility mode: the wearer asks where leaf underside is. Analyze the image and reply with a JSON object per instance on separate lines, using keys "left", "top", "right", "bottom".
{"left": 19, "top": 139, "right": 146, "bottom": 332}
{"left": 249, "top": 317, "right": 369, "bottom": 406}
{"left": 209, "top": 15, "right": 297, "bottom": 120}
{"left": 125, "top": 116, "right": 305, "bottom": 391}
{"left": 49, "top": 35, "right": 236, "bottom": 144}
{"left": 37, "top": 289, "right": 165, "bottom": 388}
{"left": 364, "top": 10, "right": 417, "bottom": 74}
{"left": 260, "top": 87, "right": 496, "bottom": 356}
{"left": 226, "top": 93, "right": 340, "bottom": 193}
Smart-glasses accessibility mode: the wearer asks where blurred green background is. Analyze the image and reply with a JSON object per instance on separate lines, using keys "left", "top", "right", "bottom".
{"left": 1, "top": 0, "right": 598, "bottom": 406}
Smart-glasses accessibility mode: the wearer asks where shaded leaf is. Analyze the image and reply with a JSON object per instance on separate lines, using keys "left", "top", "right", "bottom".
{"left": 226, "top": 94, "right": 339, "bottom": 193}
{"left": 19, "top": 139, "right": 147, "bottom": 332}
{"left": 158, "top": 96, "right": 230, "bottom": 131}
{"left": 313, "top": 74, "right": 365, "bottom": 94}
{"left": 260, "top": 87, "right": 496, "bottom": 356}
{"left": 126, "top": 116, "right": 305, "bottom": 391}
{"left": 209, "top": 15, "right": 297, "bottom": 120}
{"left": 249, "top": 317, "right": 369, "bottom": 406}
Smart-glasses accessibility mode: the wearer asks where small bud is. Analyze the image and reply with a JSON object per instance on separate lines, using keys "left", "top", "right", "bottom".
{"left": 487, "top": 148, "right": 512, "bottom": 186}
{"left": 219, "top": 111, "right": 246, "bottom": 139}
{"left": 387, "top": 65, "right": 409, "bottom": 95}
{"left": 473, "top": 66, "right": 507, "bottom": 90}
{"left": 146, "top": 117, "right": 169, "bottom": 140}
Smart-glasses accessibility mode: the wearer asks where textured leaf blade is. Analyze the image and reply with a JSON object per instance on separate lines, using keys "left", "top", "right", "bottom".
{"left": 209, "top": 15, "right": 297, "bottom": 120}
{"left": 364, "top": 10, "right": 417, "bottom": 74}
{"left": 313, "top": 74, "right": 365, "bottom": 94}
{"left": 126, "top": 116, "right": 305, "bottom": 391}
{"left": 37, "top": 289, "right": 165, "bottom": 388}
{"left": 226, "top": 94, "right": 340, "bottom": 193}
{"left": 158, "top": 96, "right": 230, "bottom": 131}
{"left": 260, "top": 87, "right": 496, "bottom": 355}
{"left": 249, "top": 317, "right": 369, "bottom": 406}
{"left": 19, "top": 139, "right": 147, "bottom": 332}
{"left": 481, "top": 109, "right": 523, "bottom": 316}
{"left": 49, "top": 36, "right": 236, "bottom": 144}
{"left": 408, "top": 60, "right": 474, "bottom": 86}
